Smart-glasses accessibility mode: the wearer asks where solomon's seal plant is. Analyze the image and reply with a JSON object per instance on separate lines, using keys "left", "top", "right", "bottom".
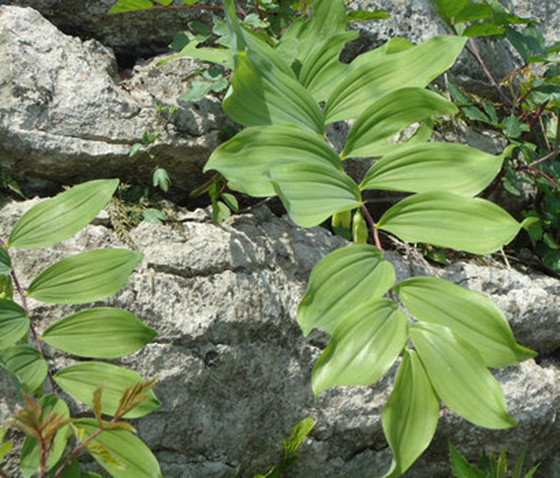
{"left": 201, "top": 1, "right": 537, "bottom": 475}
{"left": 0, "top": 179, "right": 161, "bottom": 477}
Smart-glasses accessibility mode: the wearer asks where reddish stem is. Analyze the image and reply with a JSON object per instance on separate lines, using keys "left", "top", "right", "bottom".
{"left": 0, "top": 238, "right": 58, "bottom": 393}
{"left": 361, "top": 205, "right": 382, "bottom": 251}
{"left": 54, "top": 420, "right": 116, "bottom": 478}
{"left": 466, "top": 38, "right": 513, "bottom": 108}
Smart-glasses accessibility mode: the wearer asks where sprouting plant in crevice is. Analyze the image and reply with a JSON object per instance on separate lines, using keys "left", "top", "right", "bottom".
{"left": 449, "top": 442, "right": 540, "bottom": 478}
{"left": 0, "top": 179, "right": 161, "bottom": 477}
{"left": 255, "top": 417, "right": 315, "bottom": 478}
{"left": 129, "top": 100, "right": 175, "bottom": 194}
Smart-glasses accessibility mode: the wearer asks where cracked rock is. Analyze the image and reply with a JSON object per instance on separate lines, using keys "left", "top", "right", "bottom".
{"left": 0, "top": 6, "right": 229, "bottom": 198}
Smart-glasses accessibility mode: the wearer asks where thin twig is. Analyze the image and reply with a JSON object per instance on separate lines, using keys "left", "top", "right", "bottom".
{"left": 466, "top": 38, "right": 513, "bottom": 108}
{"left": 0, "top": 238, "right": 59, "bottom": 393}
{"left": 518, "top": 149, "right": 559, "bottom": 169}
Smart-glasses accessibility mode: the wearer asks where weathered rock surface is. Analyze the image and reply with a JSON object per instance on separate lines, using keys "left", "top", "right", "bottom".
{"left": 0, "top": 5, "right": 229, "bottom": 198}
{"left": 0, "top": 0, "right": 218, "bottom": 61}
{"left": 0, "top": 199, "right": 558, "bottom": 477}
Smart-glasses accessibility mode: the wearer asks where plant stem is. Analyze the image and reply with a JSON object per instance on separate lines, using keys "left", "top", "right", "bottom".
{"left": 0, "top": 238, "right": 59, "bottom": 393}
{"left": 361, "top": 205, "right": 382, "bottom": 250}
{"left": 54, "top": 420, "right": 115, "bottom": 478}
{"left": 519, "top": 148, "right": 560, "bottom": 169}
{"left": 466, "top": 38, "right": 514, "bottom": 108}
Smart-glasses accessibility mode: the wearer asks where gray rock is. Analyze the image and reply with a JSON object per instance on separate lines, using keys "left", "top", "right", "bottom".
{"left": 0, "top": 198, "right": 558, "bottom": 477}
{"left": 0, "top": 6, "right": 229, "bottom": 198}
{"left": 0, "top": 0, "right": 219, "bottom": 60}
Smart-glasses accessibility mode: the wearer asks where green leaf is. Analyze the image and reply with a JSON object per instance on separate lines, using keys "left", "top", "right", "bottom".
{"left": 142, "top": 208, "right": 167, "bottom": 225}
{"left": 0, "top": 345, "right": 47, "bottom": 394}
{"left": 284, "top": 417, "right": 315, "bottom": 456}
{"left": 360, "top": 142, "right": 505, "bottom": 196}
{"left": 20, "top": 395, "right": 70, "bottom": 478}
{"left": 8, "top": 179, "right": 119, "bottom": 249}
{"left": 269, "top": 163, "right": 362, "bottom": 227}
{"left": 346, "top": 9, "right": 391, "bottom": 23}
{"left": 298, "top": 31, "right": 359, "bottom": 102}
{"left": 41, "top": 308, "right": 156, "bottom": 359}
{"left": 224, "top": 51, "right": 324, "bottom": 133}
{"left": 395, "top": 277, "right": 536, "bottom": 367}
{"left": 129, "top": 143, "right": 142, "bottom": 158}
{"left": 27, "top": 249, "right": 142, "bottom": 304}
{"left": 76, "top": 418, "right": 162, "bottom": 478}
{"left": 298, "top": 245, "right": 395, "bottom": 336}
{"left": 204, "top": 125, "right": 341, "bottom": 197}
{"left": 502, "top": 116, "right": 530, "bottom": 139}
{"left": 212, "top": 201, "right": 231, "bottom": 223}
{"left": 157, "top": 35, "right": 232, "bottom": 68}
{"left": 377, "top": 192, "right": 522, "bottom": 254}
{"left": 54, "top": 362, "right": 159, "bottom": 418}
{"left": 0, "top": 299, "right": 29, "bottom": 349}
{"left": 109, "top": 0, "right": 153, "bottom": 14}
{"left": 312, "top": 299, "right": 407, "bottom": 395}
{"left": 449, "top": 442, "right": 485, "bottom": 478}
{"left": 325, "top": 36, "right": 467, "bottom": 123}
{"left": 0, "top": 428, "right": 12, "bottom": 463}
{"left": 463, "top": 23, "right": 505, "bottom": 37}
{"left": 221, "top": 193, "right": 239, "bottom": 212}
{"left": 278, "top": 0, "right": 347, "bottom": 66}
{"left": 343, "top": 87, "right": 457, "bottom": 158}
{"left": 0, "top": 246, "right": 11, "bottom": 275}
{"left": 180, "top": 81, "right": 214, "bottom": 102}
{"left": 410, "top": 322, "right": 516, "bottom": 429}
{"left": 382, "top": 349, "right": 439, "bottom": 478}
{"left": 152, "top": 167, "right": 171, "bottom": 192}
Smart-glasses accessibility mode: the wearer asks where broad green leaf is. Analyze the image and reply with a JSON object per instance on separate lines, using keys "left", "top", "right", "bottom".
{"left": 76, "top": 418, "right": 162, "bottom": 478}
{"left": 325, "top": 36, "right": 466, "bottom": 123}
{"left": 54, "top": 362, "right": 159, "bottom": 418}
{"left": 298, "top": 31, "right": 359, "bottom": 102}
{"left": 395, "top": 277, "right": 536, "bottom": 367}
{"left": 269, "top": 163, "right": 362, "bottom": 227}
{"left": 382, "top": 349, "right": 439, "bottom": 478}
{"left": 0, "top": 246, "right": 11, "bottom": 275}
{"left": 0, "top": 299, "right": 29, "bottom": 349}
{"left": 0, "top": 345, "right": 47, "bottom": 394}
{"left": 342, "top": 88, "right": 458, "bottom": 158}
{"left": 20, "top": 395, "right": 70, "bottom": 478}
{"left": 204, "top": 125, "right": 341, "bottom": 197}
{"left": 223, "top": 51, "right": 324, "bottom": 133}
{"left": 312, "top": 299, "right": 407, "bottom": 395}
{"left": 277, "top": 0, "right": 347, "bottom": 66}
{"left": 0, "top": 428, "right": 12, "bottom": 463}
{"left": 298, "top": 245, "right": 395, "bottom": 335}
{"left": 410, "top": 322, "right": 516, "bottom": 429}
{"left": 8, "top": 179, "right": 119, "bottom": 249}
{"left": 360, "top": 143, "right": 505, "bottom": 196}
{"left": 109, "top": 0, "right": 153, "bottom": 13}
{"left": 377, "top": 192, "right": 522, "bottom": 254}
{"left": 27, "top": 249, "right": 143, "bottom": 304}
{"left": 349, "top": 37, "right": 414, "bottom": 71}
{"left": 42, "top": 308, "right": 156, "bottom": 359}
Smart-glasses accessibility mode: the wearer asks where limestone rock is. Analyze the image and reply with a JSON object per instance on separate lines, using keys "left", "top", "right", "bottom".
{"left": 0, "top": 0, "right": 218, "bottom": 60}
{"left": 0, "top": 6, "right": 228, "bottom": 198}
{"left": 0, "top": 198, "right": 558, "bottom": 477}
